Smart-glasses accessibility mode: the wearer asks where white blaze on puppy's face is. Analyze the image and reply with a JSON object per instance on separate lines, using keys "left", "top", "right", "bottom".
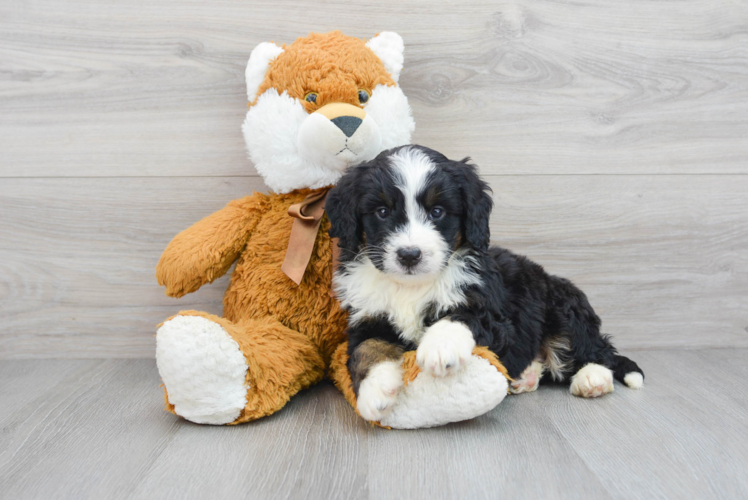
{"left": 382, "top": 147, "right": 449, "bottom": 282}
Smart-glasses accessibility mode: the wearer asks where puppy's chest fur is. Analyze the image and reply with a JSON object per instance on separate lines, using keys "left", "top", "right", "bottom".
{"left": 334, "top": 256, "right": 480, "bottom": 344}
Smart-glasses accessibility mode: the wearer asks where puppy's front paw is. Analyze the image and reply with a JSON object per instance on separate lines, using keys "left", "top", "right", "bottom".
{"left": 416, "top": 319, "right": 476, "bottom": 377}
{"left": 356, "top": 361, "right": 404, "bottom": 422}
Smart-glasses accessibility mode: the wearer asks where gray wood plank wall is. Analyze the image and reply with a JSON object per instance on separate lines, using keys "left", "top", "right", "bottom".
{"left": 1, "top": 0, "right": 746, "bottom": 358}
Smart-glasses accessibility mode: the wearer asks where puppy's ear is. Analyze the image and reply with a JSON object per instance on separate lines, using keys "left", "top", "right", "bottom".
{"left": 455, "top": 160, "right": 493, "bottom": 251}
{"left": 327, "top": 169, "right": 363, "bottom": 258}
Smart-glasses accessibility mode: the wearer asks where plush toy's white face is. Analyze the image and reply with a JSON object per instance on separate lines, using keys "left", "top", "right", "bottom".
{"left": 241, "top": 32, "right": 415, "bottom": 194}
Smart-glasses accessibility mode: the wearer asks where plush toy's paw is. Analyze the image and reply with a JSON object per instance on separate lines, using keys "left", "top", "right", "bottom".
{"left": 156, "top": 315, "right": 248, "bottom": 424}
{"left": 509, "top": 360, "right": 545, "bottom": 394}
{"left": 356, "top": 361, "right": 404, "bottom": 422}
{"left": 380, "top": 352, "right": 509, "bottom": 429}
{"left": 416, "top": 320, "right": 476, "bottom": 377}
{"left": 570, "top": 363, "right": 614, "bottom": 398}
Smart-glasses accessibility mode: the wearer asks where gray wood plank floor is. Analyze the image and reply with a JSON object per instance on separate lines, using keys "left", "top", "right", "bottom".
{"left": 1, "top": 349, "right": 746, "bottom": 500}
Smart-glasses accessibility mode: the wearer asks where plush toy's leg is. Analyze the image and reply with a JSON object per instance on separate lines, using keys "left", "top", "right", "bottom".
{"left": 331, "top": 344, "right": 509, "bottom": 429}
{"left": 156, "top": 310, "right": 324, "bottom": 425}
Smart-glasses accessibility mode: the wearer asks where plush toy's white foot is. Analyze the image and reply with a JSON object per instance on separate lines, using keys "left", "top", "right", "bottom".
{"left": 509, "top": 360, "right": 544, "bottom": 394}
{"left": 356, "top": 360, "right": 404, "bottom": 422}
{"left": 570, "top": 363, "right": 614, "bottom": 398}
{"left": 416, "top": 319, "right": 476, "bottom": 377}
{"left": 379, "top": 355, "right": 508, "bottom": 429}
{"left": 156, "top": 315, "right": 248, "bottom": 424}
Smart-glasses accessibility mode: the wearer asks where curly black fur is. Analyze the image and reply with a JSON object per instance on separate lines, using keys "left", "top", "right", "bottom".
{"left": 327, "top": 145, "right": 643, "bottom": 388}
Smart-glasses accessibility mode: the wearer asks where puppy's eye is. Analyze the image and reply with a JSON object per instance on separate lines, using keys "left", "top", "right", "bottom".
{"left": 358, "top": 89, "right": 370, "bottom": 104}
{"left": 305, "top": 92, "right": 318, "bottom": 104}
{"left": 375, "top": 207, "right": 390, "bottom": 220}
{"left": 429, "top": 206, "right": 445, "bottom": 220}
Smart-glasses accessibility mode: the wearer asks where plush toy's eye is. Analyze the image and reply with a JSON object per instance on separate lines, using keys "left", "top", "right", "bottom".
{"left": 428, "top": 206, "right": 445, "bottom": 220}
{"left": 305, "top": 92, "right": 318, "bottom": 104}
{"left": 375, "top": 207, "right": 390, "bottom": 220}
{"left": 358, "top": 89, "right": 370, "bottom": 104}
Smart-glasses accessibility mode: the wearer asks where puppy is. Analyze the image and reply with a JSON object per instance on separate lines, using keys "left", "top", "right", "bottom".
{"left": 326, "top": 145, "right": 644, "bottom": 422}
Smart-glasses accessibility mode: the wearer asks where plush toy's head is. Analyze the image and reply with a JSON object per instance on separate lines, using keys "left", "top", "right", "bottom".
{"left": 242, "top": 31, "right": 415, "bottom": 193}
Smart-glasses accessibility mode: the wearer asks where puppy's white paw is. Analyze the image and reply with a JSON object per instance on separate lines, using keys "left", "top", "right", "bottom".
{"left": 416, "top": 319, "right": 476, "bottom": 377}
{"left": 510, "top": 360, "right": 544, "bottom": 394}
{"left": 624, "top": 371, "right": 644, "bottom": 390}
{"left": 570, "top": 363, "right": 614, "bottom": 398}
{"left": 356, "top": 361, "right": 404, "bottom": 422}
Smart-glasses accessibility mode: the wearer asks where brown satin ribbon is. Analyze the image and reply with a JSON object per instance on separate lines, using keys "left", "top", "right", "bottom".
{"left": 282, "top": 188, "right": 340, "bottom": 286}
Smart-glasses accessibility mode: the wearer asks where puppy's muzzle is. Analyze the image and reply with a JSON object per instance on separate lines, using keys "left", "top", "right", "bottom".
{"left": 396, "top": 246, "right": 422, "bottom": 268}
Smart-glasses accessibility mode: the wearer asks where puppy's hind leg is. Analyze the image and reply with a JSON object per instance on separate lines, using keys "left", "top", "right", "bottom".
{"left": 570, "top": 363, "right": 615, "bottom": 398}
{"left": 509, "top": 360, "right": 545, "bottom": 394}
{"left": 548, "top": 277, "right": 618, "bottom": 398}
{"left": 613, "top": 354, "right": 644, "bottom": 390}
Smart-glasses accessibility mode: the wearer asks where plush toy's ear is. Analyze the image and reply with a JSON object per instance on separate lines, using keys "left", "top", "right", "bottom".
{"left": 366, "top": 32, "right": 404, "bottom": 83}
{"left": 327, "top": 169, "right": 364, "bottom": 259}
{"left": 451, "top": 160, "right": 493, "bottom": 252}
{"left": 245, "top": 42, "right": 284, "bottom": 102}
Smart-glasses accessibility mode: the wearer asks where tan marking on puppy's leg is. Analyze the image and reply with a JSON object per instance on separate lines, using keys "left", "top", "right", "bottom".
{"left": 541, "top": 335, "right": 572, "bottom": 382}
{"left": 349, "top": 339, "right": 405, "bottom": 422}
{"left": 349, "top": 339, "right": 404, "bottom": 396}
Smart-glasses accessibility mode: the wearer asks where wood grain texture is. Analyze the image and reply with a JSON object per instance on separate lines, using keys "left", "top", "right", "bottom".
{"left": 1, "top": 350, "right": 747, "bottom": 499}
{"left": 1, "top": 0, "right": 747, "bottom": 177}
{"left": 1, "top": 0, "right": 747, "bottom": 357}
{"left": 1, "top": 175, "right": 747, "bottom": 358}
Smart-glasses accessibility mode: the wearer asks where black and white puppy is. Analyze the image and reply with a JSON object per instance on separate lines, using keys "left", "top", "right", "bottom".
{"left": 327, "top": 145, "right": 644, "bottom": 422}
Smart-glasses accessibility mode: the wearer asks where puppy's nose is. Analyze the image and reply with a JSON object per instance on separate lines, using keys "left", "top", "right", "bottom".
{"left": 396, "top": 247, "right": 422, "bottom": 267}
{"left": 331, "top": 116, "right": 362, "bottom": 137}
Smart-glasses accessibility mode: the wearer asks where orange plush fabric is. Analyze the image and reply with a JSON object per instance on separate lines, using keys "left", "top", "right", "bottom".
{"left": 157, "top": 31, "right": 399, "bottom": 425}
{"left": 254, "top": 32, "right": 397, "bottom": 110}
{"left": 157, "top": 189, "right": 348, "bottom": 423}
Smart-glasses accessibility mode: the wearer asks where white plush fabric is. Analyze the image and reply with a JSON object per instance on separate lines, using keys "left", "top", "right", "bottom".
{"left": 156, "top": 316, "right": 248, "bottom": 425}
{"left": 242, "top": 89, "right": 343, "bottom": 193}
{"left": 245, "top": 42, "right": 284, "bottom": 103}
{"left": 296, "top": 111, "right": 382, "bottom": 172}
{"left": 364, "top": 84, "right": 415, "bottom": 150}
{"left": 380, "top": 355, "right": 508, "bottom": 429}
{"left": 365, "top": 32, "right": 404, "bottom": 83}
{"left": 243, "top": 83, "right": 414, "bottom": 194}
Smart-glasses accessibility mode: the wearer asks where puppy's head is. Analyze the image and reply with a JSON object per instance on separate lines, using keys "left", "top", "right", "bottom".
{"left": 327, "top": 145, "right": 492, "bottom": 282}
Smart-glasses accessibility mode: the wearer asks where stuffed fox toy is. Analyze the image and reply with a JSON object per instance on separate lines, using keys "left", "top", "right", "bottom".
{"left": 155, "top": 31, "right": 508, "bottom": 428}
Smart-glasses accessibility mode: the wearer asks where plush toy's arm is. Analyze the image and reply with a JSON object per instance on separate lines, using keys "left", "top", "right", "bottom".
{"left": 156, "top": 194, "right": 269, "bottom": 298}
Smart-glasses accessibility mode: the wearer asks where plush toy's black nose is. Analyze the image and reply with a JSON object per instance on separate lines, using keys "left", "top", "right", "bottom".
{"left": 331, "top": 116, "right": 362, "bottom": 138}
{"left": 396, "top": 247, "right": 422, "bottom": 267}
